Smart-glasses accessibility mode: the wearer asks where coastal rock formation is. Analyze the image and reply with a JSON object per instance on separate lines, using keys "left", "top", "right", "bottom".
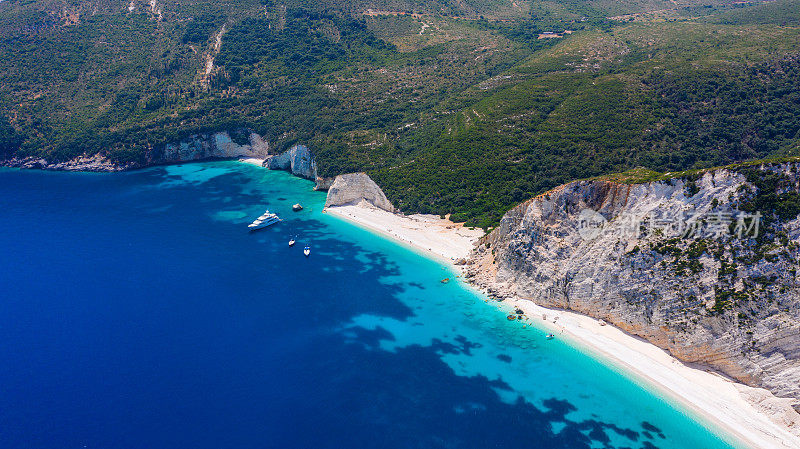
{"left": 2, "top": 154, "right": 134, "bottom": 171}
{"left": 2, "top": 131, "right": 272, "bottom": 172}
{"left": 324, "top": 172, "right": 395, "bottom": 212}
{"left": 468, "top": 164, "right": 800, "bottom": 417}
{"left": 314, "top": 176, "right": 335, "bottom": 191}
{"left": 265, "top": 144, "right": 317, "bottom": 180}
{"left": 148, "top": 131, "right": 269, "bottom": 164}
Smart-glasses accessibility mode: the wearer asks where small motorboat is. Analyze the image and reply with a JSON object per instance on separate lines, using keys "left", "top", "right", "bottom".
{"left": 545, "top": 334, "right": 555, "bottom": 340}
{"left": 303, "top": 246, "right": 311, "bottom": 257}
{"left": 292, "top": 203, "right": 303, "bottom": 212}
{"left": 248, "top": 209, "right": 281, "bottom": 231}
{"left": 289, "top": 237, "right": 296, "bottom": 247}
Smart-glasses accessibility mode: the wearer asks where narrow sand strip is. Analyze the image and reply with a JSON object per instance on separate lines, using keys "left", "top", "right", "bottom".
{"left": 325, "top": 204, "right": 483, "bottom": 262}
{"left": 326, "top": 202, "right": 800, "bottom": 449}
{"left": 238, "top": 157, "right": 265, "bottom": 167}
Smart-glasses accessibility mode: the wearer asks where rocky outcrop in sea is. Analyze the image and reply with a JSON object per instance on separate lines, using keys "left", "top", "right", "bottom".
{"left": 1, "top": 134, "right": 370, "bottom": 197}
{"left": 1, "top": 131, "right": 328, "bottom": 180}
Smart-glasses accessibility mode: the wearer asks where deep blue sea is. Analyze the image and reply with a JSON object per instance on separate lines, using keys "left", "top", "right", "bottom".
{"left": 0, "top": 162, "right": 745, "bottom": 449}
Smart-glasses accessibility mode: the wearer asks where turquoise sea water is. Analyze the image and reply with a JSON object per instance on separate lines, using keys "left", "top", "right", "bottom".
{"left": 0, "top": 161, "right": 745, "bottom": 449}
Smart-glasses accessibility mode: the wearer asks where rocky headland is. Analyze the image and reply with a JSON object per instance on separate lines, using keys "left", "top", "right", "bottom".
{"left": 464, "top": 164, "right": 800, "bottom": 418}
{"left": 0, "top": 131, "right": 348, "bottom": 193}
{"left": 318, "top": 162, "right": 800, "bottom": 446}
{"left": 2, "top": 131, "right": 272, "bottom": 172}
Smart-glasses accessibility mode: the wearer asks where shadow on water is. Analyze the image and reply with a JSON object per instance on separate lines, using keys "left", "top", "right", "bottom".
{"left": 131, "top": 164, "right": 418, "bottom": 324}
{"left": 137, "top": 163, "right": 711, "bottom": 449}
{"left": 286, "top": 336, "right": 659, "bottom": 449}
{"left": 0, "top": 163, "right": 732, "bottom": 449}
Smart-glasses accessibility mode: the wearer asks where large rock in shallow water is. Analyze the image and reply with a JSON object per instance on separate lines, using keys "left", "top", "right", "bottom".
{"left": 324, "top": 173, "right": 395, "bottom": 213}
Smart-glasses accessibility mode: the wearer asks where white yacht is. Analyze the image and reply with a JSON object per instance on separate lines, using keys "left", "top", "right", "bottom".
{"left": 248, "top": 210, "right": 281, "bottom": 230}
{"left": 303, "top": 246, "right": 311, "bottom": 257}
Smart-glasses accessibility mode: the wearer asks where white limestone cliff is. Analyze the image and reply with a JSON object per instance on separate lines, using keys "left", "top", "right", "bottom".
{"left": 265, "top": 144, "right": 317, "bottom": 180}
{"left": 466, "top": 164, "right": 800, "bottom": 418}
{"left": 150, "top": 131, "right": 270, "bottom": 164}
{"left": 324, "top": 172, "right": 396, "bottom": 213}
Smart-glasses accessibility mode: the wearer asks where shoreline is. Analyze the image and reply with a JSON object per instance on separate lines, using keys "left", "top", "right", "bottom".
{"left": 490, "top": 294, "right": 800, "bottom": 449}
{"left": 0, "top": 155, "right": 269, "bottom": 173}
{"left": 237, "top": 157, "right": 265, "bottom": 167}
{"left": 323, "top": 201, "right": 800, "bottom": 449}
{"left": 12, "top": 157, "right": 796, "bottom": 448}
{"left": 324, "top": 204, "right": 483, "bottom": 264}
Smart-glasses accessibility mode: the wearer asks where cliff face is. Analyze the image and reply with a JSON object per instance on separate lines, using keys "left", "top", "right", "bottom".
{"left": 468, "top": 164, "right": 800, "bottom": 411}
{"left": 1, "top": 132, "right": 338, "bottom": 191}
{"left": 265, "top": 144, "right": 316, "bottom": 180}
{"left": 324, "top": 172, "right": 396, "bottom": 212}
{"left": 148, "top": 131, "right": 270, "bottom": 164}
{"left": 262, "top": 144, "right": 337, "bottom": 190}
{"left": 2, "top": 131, "right": 272, "bottom": 171}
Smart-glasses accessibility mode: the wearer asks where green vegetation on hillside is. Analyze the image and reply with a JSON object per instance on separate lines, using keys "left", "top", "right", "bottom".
{"left": 3, "top": 0, "right": 800, "bottom": 227}
{"left": 368, "top": 22, "right": 800, "bottom": 227}
{"left": 217, "top": 10, "right": 396, "bottom": 83}
{"left": 709, "top": 0, "right": 800, "bottom": 26}
{"left": 182, "top": 13, "right": 226, "bottom": 43}
{"left": 0, "top": 116, "right": 23, "bottom": 157}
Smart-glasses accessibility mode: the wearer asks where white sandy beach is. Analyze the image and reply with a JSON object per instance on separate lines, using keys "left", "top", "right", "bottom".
{"left": 325, "top": 201, "right": 800, "bottom": 449}
{"left": 501, "top": 297, "right": 800, "bottom": 449}
{"left": 246, "top": 157, "right": 800, "bottom": 449}
{"left": 325, "top": 204, "right": 484, "bottom": 262}
{"left": 238, "top": 157, "right": 265, "bottom": 167}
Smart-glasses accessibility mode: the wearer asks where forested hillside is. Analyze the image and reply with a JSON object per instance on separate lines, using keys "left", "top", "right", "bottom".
{"left": 2, "top": 0, "right": 800, "bottom": 227}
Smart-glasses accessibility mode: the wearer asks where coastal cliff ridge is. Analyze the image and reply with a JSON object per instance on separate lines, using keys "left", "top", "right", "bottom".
{"left": 466, "top": 163, "right": 800, "bottom": 423}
